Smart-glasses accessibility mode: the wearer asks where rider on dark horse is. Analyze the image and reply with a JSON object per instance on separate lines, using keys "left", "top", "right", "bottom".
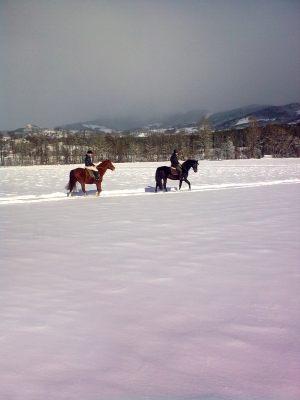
{"left": 170, "top": 149, "right": 183, "bottom": 180}
{"left": 84, "top": 150, "right": 100, "bottom": 181}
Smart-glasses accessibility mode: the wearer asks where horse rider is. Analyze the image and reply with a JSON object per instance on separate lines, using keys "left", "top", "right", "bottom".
{"left": 84, "top": 150, "right": 100, "bottom": 181}
{"left": 170, "top": 149, "right": 183, "bottom": 180}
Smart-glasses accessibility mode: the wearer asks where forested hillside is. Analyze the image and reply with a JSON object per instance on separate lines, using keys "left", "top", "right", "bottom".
{"left": 1, "top": 122, "right": 299, "bottom": 166}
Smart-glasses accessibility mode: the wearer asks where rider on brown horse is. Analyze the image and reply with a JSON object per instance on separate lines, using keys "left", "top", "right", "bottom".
{"left": 170, "top": 149, "right": 183, "bottom": 180}
{"left": 85, "top": 150, "right": 100, "bottom": 181}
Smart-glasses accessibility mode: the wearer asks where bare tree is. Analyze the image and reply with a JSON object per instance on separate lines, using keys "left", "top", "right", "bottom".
{"left": 197, "top": 117, "right": 213, "bottom": 159}
{"left": 246, "top": 116, "right": 261, "bottom": 158}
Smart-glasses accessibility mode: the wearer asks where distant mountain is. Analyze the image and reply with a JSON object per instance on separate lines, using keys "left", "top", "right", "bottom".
{"left": 59, "top": 103, "right": 299, "bottom": 132}
{"left": 12, "top": 123, "right": 42, "bottom": 133}
{"left": 59, "top": 116, "right": 153, "bottom": 132}
{"left": 58, "top": 110, "right": 208, "bottom": 132}
{"left": 159, "top": 110, "right": 208, "bottom": 128}
{"left": 207, "top": 105, "right": 267, "bottom": 129}
{"left": 8, "top": 103, "right": 300, "bottom": 134}
{"left": 208, "top": 103, "right": 300, "bottom": 130}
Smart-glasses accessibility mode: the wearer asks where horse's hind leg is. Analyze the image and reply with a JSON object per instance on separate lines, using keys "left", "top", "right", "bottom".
{"left": 163, "top": 178, "right": 167, "bottom": 192}
{"left": 155, "top": 180, "right": 163, "bottom": 192}
{"left": 81, "top": 183, "right": 87, "bottom": 196}
{"left": 67, "top": 172, "right": 76, "bottom": 196}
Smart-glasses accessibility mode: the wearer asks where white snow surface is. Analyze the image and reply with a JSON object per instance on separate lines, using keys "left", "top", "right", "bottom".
{"left": 1, "top": 159, "right": 300, "bottom": 400}
{"left": 235, "top": 117, "right": 250, "bottom": 125}
{"left": 82, "top": 124, "right": 113, "bottom": 133}
{"left": 235, "top": 117, "right": 276, "bottom": 126}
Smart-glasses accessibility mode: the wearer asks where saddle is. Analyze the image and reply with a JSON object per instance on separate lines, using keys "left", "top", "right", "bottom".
{"left": 170, "top": 166, "right": 179, "bottom": 176}
{"left": 85, "top": 168, "right": 95, "bottom": 179}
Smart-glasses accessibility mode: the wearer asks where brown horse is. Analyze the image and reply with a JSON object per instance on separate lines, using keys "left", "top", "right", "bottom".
{"left": 66, "top": 160, "right": 115, "bottom": 197}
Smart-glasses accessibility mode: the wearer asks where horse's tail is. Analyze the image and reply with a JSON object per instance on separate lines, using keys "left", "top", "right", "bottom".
{"left": 155, "top": 167, "right": 163, "bottom": 191}
{"left": 66, "top": 170, "right": 77, "bottom": 193}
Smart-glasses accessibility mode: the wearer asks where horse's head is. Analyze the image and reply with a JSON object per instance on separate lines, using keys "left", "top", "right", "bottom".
{"left": 106, "top": 160, "right": 115, "bottom": 171}
{"left": 192, "top": 160, "right": 199, "bottom": 173}
{"left": 97, "top": 160, "right": 116, "bottom": 171}
{"left": 181, "top": 159, "right": 198, "bottom": 174}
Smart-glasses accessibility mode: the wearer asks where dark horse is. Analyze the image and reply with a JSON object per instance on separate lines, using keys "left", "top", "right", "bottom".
{"left": 66, "top": 160, "right": 115, "bottom": 197}
{"left": 155, "top": 159, "right": 198, "bottom": 192}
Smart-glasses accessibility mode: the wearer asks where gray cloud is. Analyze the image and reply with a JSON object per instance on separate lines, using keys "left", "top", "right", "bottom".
{"left": 1, "top": 0, "right": 300, "bottom": 130}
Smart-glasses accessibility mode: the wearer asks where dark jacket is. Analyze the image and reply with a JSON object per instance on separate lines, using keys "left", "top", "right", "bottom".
{"left": 84, "top": 154, "right": 95, "bottom": 167}
{"left": 170, "top": 152, "right": 180, "bottom": 167}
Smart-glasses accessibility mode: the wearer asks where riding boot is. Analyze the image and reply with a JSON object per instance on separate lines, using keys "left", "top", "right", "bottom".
{"left": 94, "top": 171, "right": 100, "bottom": 181}
{"left": 177, "top": 166, "right": 183, "bottom": 180}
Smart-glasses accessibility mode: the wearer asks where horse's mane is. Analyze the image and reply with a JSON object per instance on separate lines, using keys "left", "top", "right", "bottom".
{"left": 97, "top": 160, "right": 112, "bottom": 168}
{"left": 182, "top": 159, "right": 197, "bottom": 164}
{"left": 182, "top": 159, "right": 198, "bottom": 168}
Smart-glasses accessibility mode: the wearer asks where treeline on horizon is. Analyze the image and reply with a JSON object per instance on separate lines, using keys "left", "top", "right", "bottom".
{"left": 1, "top": 119, "right": 300, "bottom": 166}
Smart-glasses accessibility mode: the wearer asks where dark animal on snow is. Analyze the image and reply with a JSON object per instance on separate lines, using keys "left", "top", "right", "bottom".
{"left": 155, "top": 159, "right": 198, "bottom": 192}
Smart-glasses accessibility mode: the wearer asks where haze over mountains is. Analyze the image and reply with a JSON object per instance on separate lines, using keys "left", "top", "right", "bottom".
{"left": 57, "top": 103, "right": 300, "bottom": 131}
{"left": 2, "top": 1, "right": 299, "bottom": 132}
{"left": 9, "top": 103, "right": 300, "bottom": 134}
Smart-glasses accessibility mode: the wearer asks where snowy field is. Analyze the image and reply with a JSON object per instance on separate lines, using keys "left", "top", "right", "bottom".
{"left": 0, "top": 158, "right": 300, "bottom": 400}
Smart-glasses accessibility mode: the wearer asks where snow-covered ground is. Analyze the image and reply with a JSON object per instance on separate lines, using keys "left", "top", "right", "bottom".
{"left": 1, "top": 158, "right": 300, "bottom": 400}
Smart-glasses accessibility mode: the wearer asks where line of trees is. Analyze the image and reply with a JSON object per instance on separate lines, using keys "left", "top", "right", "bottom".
{"left": 1, "top": 122, "right": 299, "bottom": 166}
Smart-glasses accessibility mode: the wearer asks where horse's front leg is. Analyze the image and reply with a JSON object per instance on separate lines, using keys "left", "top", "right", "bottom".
{"left": 96, "top": 182, "right": 102, "bottom": 196}
{"left": 179, "top": 179, "right": 183, "bottom": 190}
{"left": 185, "top": 178, "right": 191, "bottom": 190}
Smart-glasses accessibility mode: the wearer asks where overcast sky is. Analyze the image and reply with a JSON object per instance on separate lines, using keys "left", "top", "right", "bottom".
{"left": 1, "top": 0, "right": 300, "bottom": 130}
